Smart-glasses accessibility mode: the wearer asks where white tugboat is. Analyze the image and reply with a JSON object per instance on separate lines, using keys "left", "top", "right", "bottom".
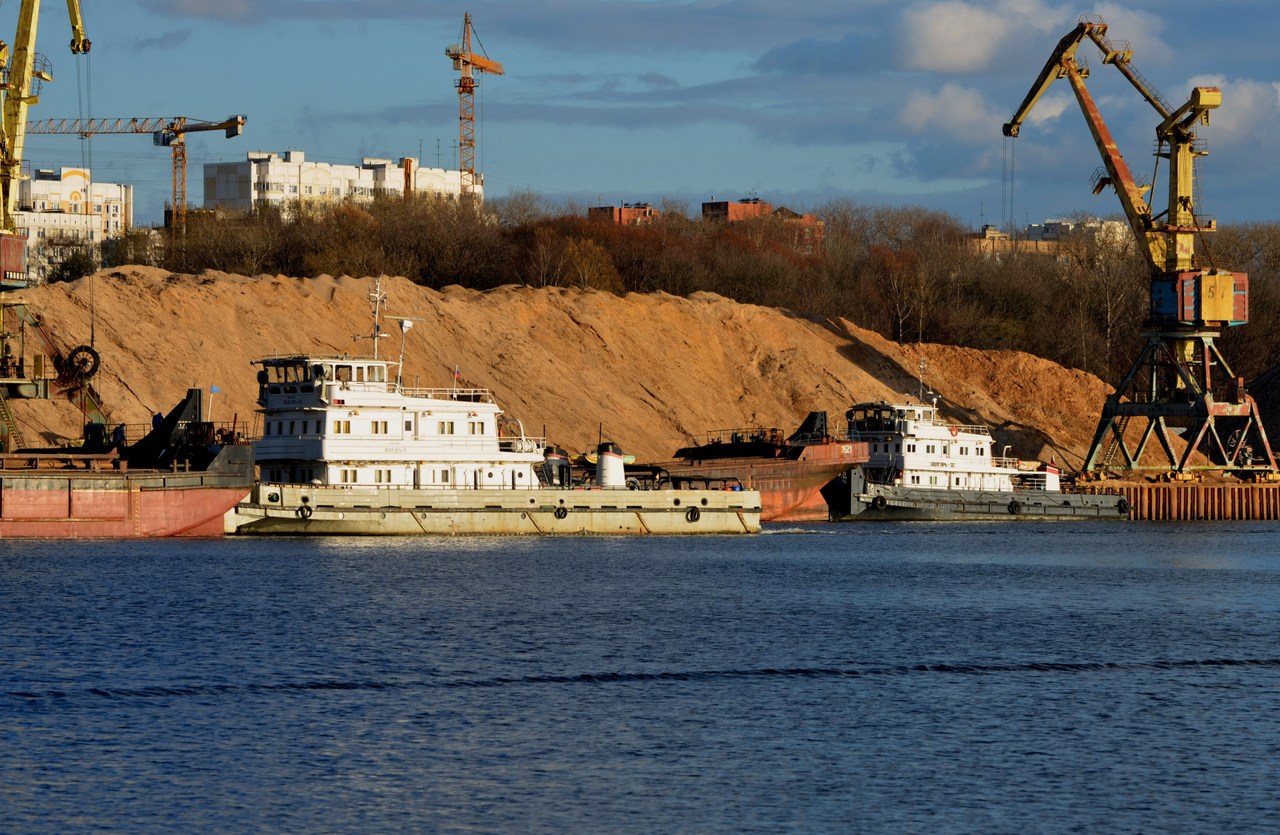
{"left": 226, "top": 280, "right": 761, "bottom": 535}
{"left": 822, "top": 398, "right": 1129, "bottom": 521}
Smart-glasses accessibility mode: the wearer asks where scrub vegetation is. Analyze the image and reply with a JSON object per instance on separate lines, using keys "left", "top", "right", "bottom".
{"left": 158, "top": 192, "right": 1280, "bottom": 386}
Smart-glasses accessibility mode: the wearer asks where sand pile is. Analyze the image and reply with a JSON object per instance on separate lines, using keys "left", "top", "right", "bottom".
{"left": 7, "top": 267, "right": 1118, "bottom": 467}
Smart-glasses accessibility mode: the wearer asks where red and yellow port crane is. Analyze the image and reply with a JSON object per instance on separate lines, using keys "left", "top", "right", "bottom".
{"left": 445, "top": 12, "right": 503, "bottom": 198}
{"left": 26, "top": 114, "right": 247, "bottom": 240}
{"left": 1004, "top": 14, "right": 1275, "bottom": 477}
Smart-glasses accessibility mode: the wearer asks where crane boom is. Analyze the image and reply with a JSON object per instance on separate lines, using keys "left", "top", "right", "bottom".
{"left": 1002, "top": 14, "right": 1219, "bottom": 276}
{"left": 66, "top": 0, "right": 88, "bottom": 53}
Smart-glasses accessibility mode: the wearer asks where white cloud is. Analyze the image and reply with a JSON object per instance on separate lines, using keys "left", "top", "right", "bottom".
{"left": 901, "top": 2, "right": 1007, "bottom": 72}
{"left": 900, "top": 0, "right": 1071, "bottom": 73}
{"left": 899, "top": 82, "right": 1000, "bottom": 140}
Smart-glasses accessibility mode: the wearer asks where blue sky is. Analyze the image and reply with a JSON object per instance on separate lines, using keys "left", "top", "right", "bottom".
{"left": 15, "top": 1, "right": 1280, "bottom": 229}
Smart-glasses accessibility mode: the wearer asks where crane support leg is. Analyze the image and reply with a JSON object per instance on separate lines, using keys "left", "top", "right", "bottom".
{"left": 1084, "top": 331, "right": 1278, "bottom": 477}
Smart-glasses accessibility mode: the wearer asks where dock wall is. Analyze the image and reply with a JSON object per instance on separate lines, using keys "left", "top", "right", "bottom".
{"left": 1082, "top": 483, "right": 1280, "bottom": 521}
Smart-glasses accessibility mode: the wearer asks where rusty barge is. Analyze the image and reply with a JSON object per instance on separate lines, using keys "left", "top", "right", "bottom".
{"left": 656, "top": 412, "right": 868, "bottom": 522}
{"left": 0, "top": 389, "right": 254, "bottom": 538}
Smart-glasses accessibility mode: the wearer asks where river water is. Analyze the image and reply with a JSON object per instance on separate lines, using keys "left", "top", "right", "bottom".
{"left": 4, "top": 522, "right": 1280, "bottom": 832}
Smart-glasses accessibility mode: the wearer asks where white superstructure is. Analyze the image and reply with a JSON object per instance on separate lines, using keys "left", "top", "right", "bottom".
{"left": 847, "top": 401, "right": 1060, "bottom": 493}
{"left": 253, "top": 354, "right": 544, "bottom": 492}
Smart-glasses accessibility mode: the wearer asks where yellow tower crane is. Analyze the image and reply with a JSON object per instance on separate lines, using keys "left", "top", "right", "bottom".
{"left": 445, "top": 12, "right": 503, "bottom": 198}
{"left": 26, "top": 115, "right": 247, "bottom": 242}
{"left": 0, "top": 0, "right": 90, "bottom": 289}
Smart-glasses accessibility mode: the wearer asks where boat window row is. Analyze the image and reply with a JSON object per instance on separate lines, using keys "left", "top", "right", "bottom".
{"left": 264, "top": 466, "right": 317, "bottom": 483}
{"left": 265, "top": 419, "right": 325, "bottom": 436}
{"left": 261, "top": 416, "right": 488, "bottom": 438}
{"left": 870, "top": 440, "right": 988, "bottom": 458}
{"left": 260, "top": 362, "right": 389, "bottom": 386}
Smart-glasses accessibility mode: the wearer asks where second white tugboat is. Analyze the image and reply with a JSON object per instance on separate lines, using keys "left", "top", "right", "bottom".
{"left": 226, "top": 279, "right": 761, "bottom": 535}
{"left": 823, "top": 398, "right": 1128, "bottom": 521}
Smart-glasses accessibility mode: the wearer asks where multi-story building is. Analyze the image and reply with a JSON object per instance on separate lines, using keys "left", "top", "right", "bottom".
{"left": 13, "top": 167, "right": 133, "bottom": 284}
{"left": 203, "top": 151, "right": 474, "bottom": 215}
{"left": 18, "top": 166, "right": 132, "bottom": 233}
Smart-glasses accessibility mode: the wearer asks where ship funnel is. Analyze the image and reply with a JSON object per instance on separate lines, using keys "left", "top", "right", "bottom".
{"left": 596, "top": 441, "right": 626, "bottom": 488}
{"left": 542, "top": 446, "right": 571, "bottom": 487}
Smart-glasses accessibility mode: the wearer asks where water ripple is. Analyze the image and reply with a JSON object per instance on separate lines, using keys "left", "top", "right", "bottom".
{"left": 9, "top": 656, "right": 1280, "bottom": 702}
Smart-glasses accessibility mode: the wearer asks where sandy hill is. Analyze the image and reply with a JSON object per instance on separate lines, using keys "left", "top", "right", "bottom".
{"left": 7, "top": 267, "right": 1118, "bottom": 468}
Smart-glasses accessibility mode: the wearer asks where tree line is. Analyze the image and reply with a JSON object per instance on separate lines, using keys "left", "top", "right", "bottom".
{"left": 57, "top": 192, "right": 1280, "bottom": 386}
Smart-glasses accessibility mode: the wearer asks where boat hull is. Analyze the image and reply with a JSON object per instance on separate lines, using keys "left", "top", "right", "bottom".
{"left": 661, "top": 440, "right": 868, "bottom": 523}
{"left": 227, "top": 482, "right": 763, "bottom": 535}
{"left": 659, "top": 458, "right": 847, "bottom": 522}
{"left": 0, "top": 446, "right": 255, "bottom": 538}
{"left": 823, "top": 469, "right": 1129, "bottom": 521}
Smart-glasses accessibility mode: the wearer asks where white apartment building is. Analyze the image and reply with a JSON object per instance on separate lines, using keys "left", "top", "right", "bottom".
{"left": 13, "top": 167, "right": 134, "bottom": 284}
{"left": 18, "top": 167, "right": 132, "bottom": 235}
{"left": 203, "top": 151, "right": 475, "bottom": 215}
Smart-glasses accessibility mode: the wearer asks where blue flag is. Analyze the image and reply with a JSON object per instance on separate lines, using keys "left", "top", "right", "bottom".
{"left": 211, "top": 385, "right": 221, "bottom": 393}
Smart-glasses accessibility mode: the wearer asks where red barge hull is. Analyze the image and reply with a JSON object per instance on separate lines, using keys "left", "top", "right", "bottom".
{"left": 0, "top": 389, "right": 254, "bottom": 538}
{"left": 0, "top": 471, "right": 251, "bottom": 537}
{"left": 660, "top": 412, "right": 870, "bottom": 522}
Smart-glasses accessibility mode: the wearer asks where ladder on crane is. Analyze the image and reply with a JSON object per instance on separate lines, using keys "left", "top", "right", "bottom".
{"left": 0, "top": 388, "right": 26, "bottom": 451}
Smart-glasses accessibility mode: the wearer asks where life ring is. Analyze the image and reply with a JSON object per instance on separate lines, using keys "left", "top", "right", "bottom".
{"left": 870, "top": 495, "right": 887, "bottom": 511}
{"left": 553, "top": 506, "right": 568, "bottom": 520}
{"left": 949, "top": 426, "right": 959, "bottom": 437}
{"left": 296, "top": 504, "right": 313, "bottom": 519}
{"left": 685, "top": 507, "right": 701, "bottom": 523}
{"left": 1007, "top": 500, "right": 1021, "bottom": 515}
{"left": 1116, "top": 497, "right": 1130, "bottom": 515}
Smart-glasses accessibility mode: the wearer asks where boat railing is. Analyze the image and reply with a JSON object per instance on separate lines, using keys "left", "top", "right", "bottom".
{"left": 787, "top": 431, "right": 832, "bottom": 445}
{"left": 933, "top": 421, "right": 991, "bottom": 436}
{"left": 993, "top": 456, "right": 1020, "bottom": 469}
{"left": 691, "top": 427, "right": 787, "bottom": 446}
{"left": 499, "top": 435, "right": 545, "bottom": 454}
{"left": 398, "top": 386, "right": 496, "bottom": 403}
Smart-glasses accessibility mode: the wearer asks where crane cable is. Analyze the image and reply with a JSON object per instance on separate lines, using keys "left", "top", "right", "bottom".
{"left": 1002, "top": 134, "right": 1016, "bottom": 237}
{"left": 75, "top": 46, "right": 95, "bottom": 346}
